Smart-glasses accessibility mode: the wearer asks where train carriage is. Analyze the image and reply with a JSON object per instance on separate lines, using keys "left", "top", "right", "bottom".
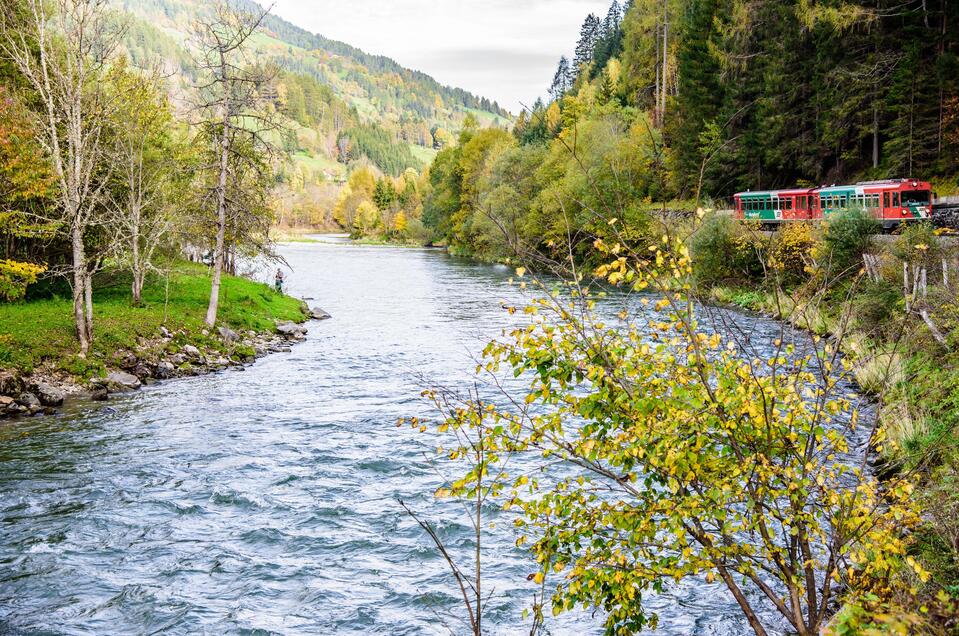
{"left": 735, "top": 188, "right": 817, "bottom": 222}
{"left": 815, "top": 180, "right": 932, "bottom": 228}
{"left": 735, "top": 179, "right": 932, "bottom": 229}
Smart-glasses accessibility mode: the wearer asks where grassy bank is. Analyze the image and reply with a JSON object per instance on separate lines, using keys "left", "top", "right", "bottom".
{"left": 0, "top": 261, "right": 307, "bottom": 379}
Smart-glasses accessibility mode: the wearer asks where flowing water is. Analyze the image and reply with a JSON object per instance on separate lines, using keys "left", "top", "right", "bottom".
{"left": 0, "top": 238, "right": 867, "bottom": 635}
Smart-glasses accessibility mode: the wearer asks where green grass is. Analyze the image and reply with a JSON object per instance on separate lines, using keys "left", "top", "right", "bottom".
{"left": 292, "top": 151, "right": 345, "bottom": 177}
{"left": 408, "top": 144, "right": 437, "bottom": 165}
{"left": 464, "top": 107, "right": 512, "bottom": 128}
{"left": 0, "top": 262, "right": 306, "bottom": 376}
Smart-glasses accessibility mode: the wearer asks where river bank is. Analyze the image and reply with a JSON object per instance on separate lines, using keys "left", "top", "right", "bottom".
{"left": 0, "top": 261, "right": 323, "bottom": 419}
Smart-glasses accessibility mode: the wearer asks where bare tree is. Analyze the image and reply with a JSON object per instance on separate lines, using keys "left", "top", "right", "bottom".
{"left": 0, "top": 0, "right": 127, "bottom": 355}
{"left": 189, "top": 0, "right": 279, "bottom": 327}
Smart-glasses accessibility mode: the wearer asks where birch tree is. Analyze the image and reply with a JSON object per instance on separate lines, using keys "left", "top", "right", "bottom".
{"left": 0, "top": 0, "right": 126, "bottom": 354}
{"left": 106, "top": 63, "right": 182, "bottom": 305}
{"left": 190, "top": 0, "right": 279, "bottom": 327}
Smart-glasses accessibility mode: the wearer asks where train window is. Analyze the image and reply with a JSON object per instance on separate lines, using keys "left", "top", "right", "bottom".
{"left": 893, "top": 192, "right": 900, "bottom": 207}
{"left": 785, "top": 199, "right": 793, "bottom": 210}
{"left": 902, "top": 190, "right": 931, "bottom": 205}
{"left": 883, "top": 192, "right": 890, "bottom": 208}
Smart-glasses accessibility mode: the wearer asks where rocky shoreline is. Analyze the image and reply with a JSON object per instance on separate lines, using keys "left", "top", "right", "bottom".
{"left": 0, "top": 306, "right": 331, "bottom": 419}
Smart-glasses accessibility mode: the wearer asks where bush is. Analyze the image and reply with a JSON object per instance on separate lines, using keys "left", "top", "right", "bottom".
{"left": 892, "top": 222, "right": 945, "bottom": 282}
{"left": 769, "top": 222, "right": 816, "bottom": 286}
{"left": 0, "top": 259, "right": 46, "bottom": 301}
{"left": 850, "top": 279, "right": 902, "bottom": 337}
{"left": 821, "top": 210, "right": 880, "bottom": 278}
{"left": 690, "top": 213, "right": 763, "bottom": 286}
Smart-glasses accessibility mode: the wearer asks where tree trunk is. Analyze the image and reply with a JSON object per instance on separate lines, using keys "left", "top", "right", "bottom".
{"left": 661, "top": 0, "right": 668, "bottom": 125}
{"left": 71, "top": 226, "right": 90, "bottom": 355}
{"left": 654, "top": 18, "right": 660, "bottom": 126}
{"left": 872, "top": 103, "right": 880, "bottom": 168}
{"left": 84, "top": 269, "right": 93, "bottom": 342}
{"left": 132, "top": 265, "right": 144, "bottom": 306}
{"left": 132, "top": 211, "right": 142, "bottom": 305}
{"left": 206, "top": 49, "right": 231, "bottom": 328}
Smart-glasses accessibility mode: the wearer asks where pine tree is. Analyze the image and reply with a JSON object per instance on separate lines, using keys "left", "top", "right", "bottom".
{"left": 592, "top": 1, "right": 625, "bottom": 79}
{"left": 674, "top": 0, "right": 725, "bottom": 192}
{"left": 549, "top": 56, "right": 573, "bottom": 100}
{"left": 573, "top": 13, "right": 601, "bottom": 78}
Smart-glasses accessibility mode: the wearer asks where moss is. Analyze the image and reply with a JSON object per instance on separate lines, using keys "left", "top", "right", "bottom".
{"left": 0, "top": 261, "right": 306, "bottom": 379}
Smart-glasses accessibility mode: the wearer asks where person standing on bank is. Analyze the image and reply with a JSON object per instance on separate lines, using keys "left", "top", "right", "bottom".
{"left": 274, "top": 269, "right": 285, "bottom": 293}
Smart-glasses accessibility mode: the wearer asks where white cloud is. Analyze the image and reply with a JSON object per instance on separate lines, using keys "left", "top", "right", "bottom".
{"left": 269, "top": 0, "right": 614, "bottom": 113}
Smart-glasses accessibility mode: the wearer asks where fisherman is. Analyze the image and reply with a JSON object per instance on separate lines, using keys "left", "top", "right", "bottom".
{"left": 274, "top": 269, "right": 285, "bottom": 293}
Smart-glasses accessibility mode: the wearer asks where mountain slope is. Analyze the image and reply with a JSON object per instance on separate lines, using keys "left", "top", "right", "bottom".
{"left": 117, "top": 0, "right": 511, "bottom": 179}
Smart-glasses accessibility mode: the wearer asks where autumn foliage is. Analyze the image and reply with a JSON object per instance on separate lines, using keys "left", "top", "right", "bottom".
{"left": 423, "top": 235, "right": 926, "bottom": 635}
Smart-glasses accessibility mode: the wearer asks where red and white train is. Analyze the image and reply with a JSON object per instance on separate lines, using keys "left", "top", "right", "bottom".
{"left": 734, "top": 179, "right": 933, "bottom": 229}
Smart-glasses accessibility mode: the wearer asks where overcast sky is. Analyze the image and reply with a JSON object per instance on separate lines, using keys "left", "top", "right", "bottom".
{"left": 269, "top": 0, "right": 615, "bottom": 114}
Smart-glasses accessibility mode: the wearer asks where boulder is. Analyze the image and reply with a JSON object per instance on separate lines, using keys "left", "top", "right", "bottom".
{"left": 133, "top": 363, "right": 154, "bottom": 380}
{"left": 155, "top": 361, "right": 176, "bottom": 379}
{"left": 105, "top": 371, "right": 141, "bottom": 392}
{"left": 169, "top": 353, "right": 187, "bottom": 366}
{"left": 310, "top": 307, "right": 332, "bottom": 321}
{"left": 90, "top": 387, "right": 109, "bottom": 402}
{"left": 0, "top": 371, "right": 23, "bottom": 396}
{"left": 118, "top": 351, "right": 138, "bottom": 370}
{"left": 276, "top": 322, "right": 308, "bottom": 339}
{"left": 218, "top": 326, "right": 240, "bottom": 343}
{"left": 181, "top": 344, "right": 201, "bottom": 359}
{"left": 30, "top": 381, "right": 65, "bottom": 407}
{"left": 0, "top": 395, "right": 16, "bottom": 412}
{"left": 17, "top": 392, "right": 41, "bottom": 411}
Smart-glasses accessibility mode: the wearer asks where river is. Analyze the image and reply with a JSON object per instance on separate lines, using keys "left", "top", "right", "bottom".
{"left": 1, "top": 237, "right": 860, "bottom": 635}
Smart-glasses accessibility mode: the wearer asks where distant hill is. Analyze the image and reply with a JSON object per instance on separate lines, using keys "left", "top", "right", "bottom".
{"left": 116, "top": 0, "right": 511, "bottom": 180}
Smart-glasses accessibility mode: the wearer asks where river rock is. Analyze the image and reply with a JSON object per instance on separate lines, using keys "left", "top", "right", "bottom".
{"left": 118, "top": 351, "right": 138, "bottom": 370}
{"left": 90, "top": 387, "right": 109, "bottom": 401}
{"left": 155, "top": 361, "right": 176, "bottom": 379}
{"left": 0, "top": 395, "right": 16, "bottom": 412}
{"left": 218, "top": 326, "right": 239, "bottom": 343}
{"left": 0, "top": 371, "right": 23, "bottom": 396}
{"left": 169, "top": 353, "right": 187, "bottom": 366}
{"left": 30, "top": 381, "right": 65, "bottom": 407}
{"left": 17, "top": 392, "right": 41, "bottom": 411}
{"left": 106, "top": 371, "right": 141, "bottom": 392}
{"left": 276, "top": 322, "right": 307, "bottom": 339}
{"left": 159, "top": 326, "right": 173, "bottom": 339}
{"left": 181, "top": 344, "right": 201, "bottom": 359}
{"left": 133, "top": 363, "right": 154, "bottom": 380}
{"left": 310, "top": 307, "right": 331, "bottom": 320}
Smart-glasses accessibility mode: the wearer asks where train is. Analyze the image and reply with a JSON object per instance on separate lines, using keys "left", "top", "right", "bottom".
{"left": 734, "top": 179, "right": 934, "bottom": 229}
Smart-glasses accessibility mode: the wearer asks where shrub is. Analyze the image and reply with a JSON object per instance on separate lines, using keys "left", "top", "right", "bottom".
{"left": 850, "top": 279, "right": 902, "bottom": 337}
{"left": 0, "top": 259, "right": 46, "bottom": 301}
{"left": 769, "top": 222, "right": 816, "bottom": 286}
{"left": 821, "top": 210, "right": 880, "bottom": 278}
{"left": 690, "top": 213, "right": 762, "bottom": 286}
{"left": 892, "top": 222, "right": 946, "bottom": 285}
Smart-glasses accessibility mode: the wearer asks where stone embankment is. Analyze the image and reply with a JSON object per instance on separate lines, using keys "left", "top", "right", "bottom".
{"left": 0, "top": 307, "right": 331, "bottom": 419}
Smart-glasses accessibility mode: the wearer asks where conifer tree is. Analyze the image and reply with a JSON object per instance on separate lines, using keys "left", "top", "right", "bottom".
{"left": 573, "top": 13, "right": 601, "bottom": 78}
{"left": 549, "top": 56, "right": 573, "bottom": 100}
